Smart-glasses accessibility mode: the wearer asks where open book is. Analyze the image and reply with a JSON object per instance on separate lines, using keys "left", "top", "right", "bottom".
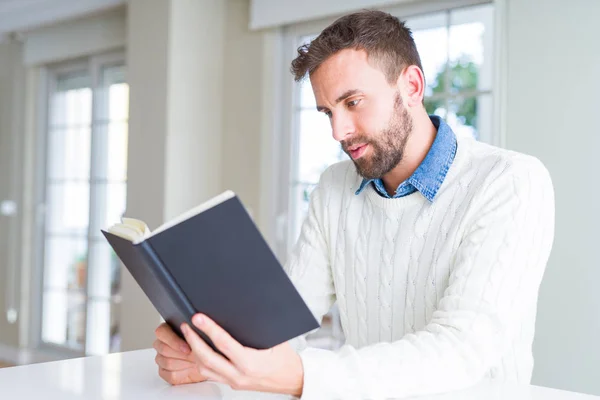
{"left": 107, "top": 191, "right": 236, "bottom": 243}
{"left": 102, "top": 190, "right": 319, "bottom": 352}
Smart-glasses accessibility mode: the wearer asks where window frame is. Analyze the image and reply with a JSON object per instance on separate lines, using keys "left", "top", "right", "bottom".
{"left": 32, "top": 50, "right": 127, "bottom": 358}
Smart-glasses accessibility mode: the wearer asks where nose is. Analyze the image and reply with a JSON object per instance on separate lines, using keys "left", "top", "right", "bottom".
{"left": 331, "top": 112, "right": 356, "bottom": 142}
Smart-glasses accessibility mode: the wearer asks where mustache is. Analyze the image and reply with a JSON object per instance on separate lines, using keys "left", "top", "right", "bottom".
{"left": 341, "top": 137, "right": 371, "bottom": 152}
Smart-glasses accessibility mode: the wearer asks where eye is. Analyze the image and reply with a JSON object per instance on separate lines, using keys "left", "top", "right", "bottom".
{"left": 347, "top": 99, "right": 361, "bottom": 108}
{"left": 324, "top": 110, "right": 332, "bottom": 118}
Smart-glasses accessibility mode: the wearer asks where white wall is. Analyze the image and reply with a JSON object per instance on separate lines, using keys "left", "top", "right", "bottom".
{"left": 0, "top": 0, "right": 124, "bottom": 39}
{"left": 0, "top": 39, "right": 24, "bottom": 351}
{"left": 22, "top": 8, "right": 126, "bottom": 66}
{"left": 504, "top": 0, "right": 600, "bottom": 395}
{"left": 165, "top": 0, "right": 225, "bottom": 220}
{"left": 221, "top": 0, "right": 265, "bottom": 223}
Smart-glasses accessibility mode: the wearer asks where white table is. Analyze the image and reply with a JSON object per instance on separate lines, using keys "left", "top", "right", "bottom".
{"left": 1, "top": 349, "right": 597, "bottom": 399}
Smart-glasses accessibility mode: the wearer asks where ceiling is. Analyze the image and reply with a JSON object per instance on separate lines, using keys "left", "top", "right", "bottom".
{"left": 0, "top": 0, "right": 124, "bottom": 39}
{"left": 0, "top": 0, "right": 50, "bottom": 14}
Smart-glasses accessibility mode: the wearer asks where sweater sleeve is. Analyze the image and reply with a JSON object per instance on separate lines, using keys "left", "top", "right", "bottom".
{"left": 298, "top": 158, "right": 555, "bottom": 400}
{"left": 283, "top": 177, "right": 336, "bottom": 354}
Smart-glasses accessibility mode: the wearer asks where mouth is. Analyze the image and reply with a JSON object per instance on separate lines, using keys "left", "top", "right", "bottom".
{"left": 348, "top": 144, "right": 368, "bottom": 160}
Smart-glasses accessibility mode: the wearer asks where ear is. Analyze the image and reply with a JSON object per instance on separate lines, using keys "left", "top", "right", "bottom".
{"left": 396, "top": 65, "right": 425, "bottom": 107}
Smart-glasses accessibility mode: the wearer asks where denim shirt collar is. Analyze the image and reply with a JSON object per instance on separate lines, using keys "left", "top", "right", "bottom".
{"left": 355, "top": 115, "right": 457, "bottom": 202}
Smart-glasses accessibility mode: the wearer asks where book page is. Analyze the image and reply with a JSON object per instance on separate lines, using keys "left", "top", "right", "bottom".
{"left": 108, "top": 218, "right": 150, "bottom": 242}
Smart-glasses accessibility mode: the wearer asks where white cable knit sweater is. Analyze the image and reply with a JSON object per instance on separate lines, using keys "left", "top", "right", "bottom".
{"left": 285, "top": 137, "right": 555, "bottom": 400}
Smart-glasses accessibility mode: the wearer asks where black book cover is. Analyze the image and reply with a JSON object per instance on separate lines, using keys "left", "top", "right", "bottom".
{"left": 102, "top": 195, "right": 319, "bottom": 352}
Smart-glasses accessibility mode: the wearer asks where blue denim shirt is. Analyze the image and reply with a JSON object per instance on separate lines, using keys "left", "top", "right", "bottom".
{"left": 355, "top": 115, "right": 457, "bottom": 202}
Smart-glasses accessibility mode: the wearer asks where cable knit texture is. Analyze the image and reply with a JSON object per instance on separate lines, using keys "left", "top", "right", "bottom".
{"left": 284, "top": 137, "right": 555, "bottom": 400}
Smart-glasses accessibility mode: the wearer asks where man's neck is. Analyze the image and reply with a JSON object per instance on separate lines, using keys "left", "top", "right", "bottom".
{"left": 381, "top": 113, "right": 437, "bottom": 196}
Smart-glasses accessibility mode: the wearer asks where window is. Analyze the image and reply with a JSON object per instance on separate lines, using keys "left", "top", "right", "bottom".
{"left": 39, "top": 53, "right": 128, "bottom": 356}
{"left": 413, "top": 5, "right": 495, "bottom": 142}
{"left": 280, "top": 3, "right": 495, "bottom": 349}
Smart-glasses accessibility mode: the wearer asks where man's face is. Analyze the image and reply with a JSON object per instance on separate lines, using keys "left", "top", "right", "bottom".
{"left": 310, "top": 49, "right": 413, "bottom": 180}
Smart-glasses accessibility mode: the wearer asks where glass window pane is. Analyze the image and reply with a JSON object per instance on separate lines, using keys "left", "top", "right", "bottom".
{"left": 96, "top": 65, "right": 128, "bottom": 123}
{"left": 296, "top": 35, "right": 318, "bottom": 109}
{"left": 47, "top": 127, "right": 91, "bottom": 180}
{"left": 45, "top": 182, "right": 90, "bottom": 235}
{"left": 50, "top": 78, "right": 92, "bottom": 128}
{"left": 109, "top": 82, "right": 129, "bottom": 121}
{"left": 92, "top": 182, "right": 127, "bottom": 238}
{"left": 475, "top": 94, "right": 493, "bottom": 144}
{"left": 92, "top": 121, "right": 128, "bottom": 181}
{"left": 449, "top": 4, "right": 494, "bottom": 92}
{"left": 102, "top": 64, "right": 126, "bottom": 84}
{"left": 85, "top": 300, "right": 111, "bottom": 355}
{"left": 406, "top": 13, "right": 448, "bottom": 97}
{"left": 299, "top": 35, "right": 315, "bottom": 46}
{"left": 424, "top": 97, "right": 447, "bottom": 120}
{"left": 85, "top": 299, "right": 120, "bottom": 355}
{"left": 55, "top": 71, "right": 90, "bottom": 92}
{"left": 87, "top": 241, "right": 120, "bottom": 299}
{"left": 299, "top": 78, "right": 317, "bottom": 109}
{"left": 446, "top": 96, "right": 480, "bottom": 140}
{"left": 297, "top": 110, "right": 344, "bottom": 183}
{"left": 42, "top": 290, "right": 86, "bottom": 350}
{"left": 43, "top": 237, "right": 88, "bottom": 291}
{"left": 41, "top": 290, "right": 68, "bottom": 345}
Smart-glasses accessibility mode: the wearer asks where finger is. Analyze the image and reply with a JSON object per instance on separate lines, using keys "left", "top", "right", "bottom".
{"left": 155, "top": 353, "right": 196, "bottom": 371}
{"left": 153, "top": 339, "right": 194, "bottom": 362}
{"left": 181, "top": 323, "right": 241, "bottom": 384}
{"left": 191, "top": 314, "right": 245, "bottom": 363}
{"left": 155, "top": 323, "right": 191, "bottom": 354}
{"left": 158, "top": 366, "right": 202, "bottom": 386}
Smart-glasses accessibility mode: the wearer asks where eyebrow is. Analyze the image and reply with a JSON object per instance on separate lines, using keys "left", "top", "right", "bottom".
{"left": 316, "top": 89, "right": 361, "bottom": 112}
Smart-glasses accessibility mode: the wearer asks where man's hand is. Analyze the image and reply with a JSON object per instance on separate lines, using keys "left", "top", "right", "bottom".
{"left": 154, "top": 322, "right": 208, "bottom": 385}
{"left": 179, "top": 313, "right": 304, "bottom": 396}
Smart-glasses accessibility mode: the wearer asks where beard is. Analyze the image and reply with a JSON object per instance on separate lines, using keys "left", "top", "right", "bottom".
{"left": 341, "top": 92, "right": 413, "bottom": 180}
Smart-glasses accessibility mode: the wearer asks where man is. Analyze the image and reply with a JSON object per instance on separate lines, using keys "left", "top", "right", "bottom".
{"left": 152, "top": 10, "right": 555, "bottom": 399}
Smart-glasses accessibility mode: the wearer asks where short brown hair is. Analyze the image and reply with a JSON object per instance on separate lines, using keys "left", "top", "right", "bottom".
{"left": 290, "top": 10, "right": 423, "bottom": 84}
